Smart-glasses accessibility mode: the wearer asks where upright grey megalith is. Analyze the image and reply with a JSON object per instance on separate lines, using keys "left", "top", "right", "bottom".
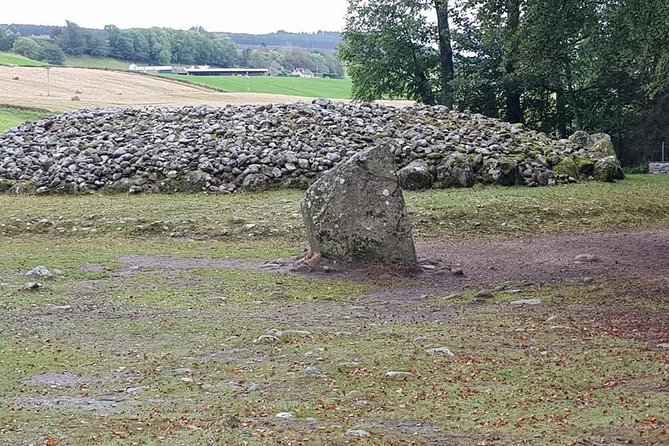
{"left": 301, "top": 144, "right": 417, "bottom": 265}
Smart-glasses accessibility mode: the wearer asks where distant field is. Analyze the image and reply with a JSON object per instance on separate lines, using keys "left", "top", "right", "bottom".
{"left": 0, "top": 105, "right": 50, "bottom": 132}
{"left": 0, "top": 52, "right": 45, "bottom": 67}
{"left": 167, "top": 74, "right": 353, "bottom": 99}
{"left": 64, "top": 55, "right": 131, "bottom": 70}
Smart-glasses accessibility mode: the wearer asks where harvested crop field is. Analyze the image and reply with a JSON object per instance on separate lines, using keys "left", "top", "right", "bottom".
{"left": 0, "top": 66, "right": 331, "bottom": 112}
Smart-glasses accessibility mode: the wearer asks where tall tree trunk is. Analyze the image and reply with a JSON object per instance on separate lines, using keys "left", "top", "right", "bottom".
{"left": 564, "top": 60, "right": 581, "bottom": 130}
{"left": 556, "top": 89, "right": 567, "bottom": 138}
{"left": 505, "top": 0, "right": 523, "bottom": 123}
{"left": 415, "top": 70, "right": 436, "bottom": 105}
{"left": 435, "top": 0, "right": 454, "bottom": 108}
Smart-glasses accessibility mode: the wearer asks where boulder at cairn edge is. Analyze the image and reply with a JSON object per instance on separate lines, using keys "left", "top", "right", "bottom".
{"left": 301, "top": 144, "right": 417, "bottom": 265}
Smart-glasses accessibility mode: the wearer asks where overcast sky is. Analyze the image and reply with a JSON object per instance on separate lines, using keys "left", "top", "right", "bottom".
{"left": 4, "top": 0, "right": 348, "bottom": 33}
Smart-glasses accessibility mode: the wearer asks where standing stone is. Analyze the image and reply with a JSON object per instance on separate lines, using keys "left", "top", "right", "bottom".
{"left": 301, "top": 145, "right": 417, "bottom": 265}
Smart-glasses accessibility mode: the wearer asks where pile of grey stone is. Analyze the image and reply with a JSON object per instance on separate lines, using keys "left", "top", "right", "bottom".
{"left": 0, "top": 102, "right": 623, "bottom": 194}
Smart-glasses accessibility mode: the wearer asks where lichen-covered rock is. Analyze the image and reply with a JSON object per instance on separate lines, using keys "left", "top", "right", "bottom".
{"left": 570, "top": 131, "right": 617, "bottom": 158}
{"left": 569, "top": 131, "right": 592, "bottom": 148}
{"left": 594, "top": 156, "right": 625, "bottom": 182}
{"left": 397, "top": 161, "right": 433, "bottom": 191}
{"left": 479, "top": 158, "right": 522, "bottom": 186}
{"left": 588, "top": 134, "right": 617, "bottom": 158}
{"left": 301, "top": 145, "right": 416, "bottom": 265}
{"left": 242, "top": 174, "right": 273, "bottom": 192}
{"left": 554, "top": 158, "right": 579, "bottom": 179}
{"left": 436, "top": 152, "right": 476, "bottom": 188}
{"left": 574, "top": 157, "right": 595, "bottom": 177}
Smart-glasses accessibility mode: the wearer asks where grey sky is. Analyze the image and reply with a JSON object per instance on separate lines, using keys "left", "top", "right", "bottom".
{"left": 5, "top": 0, "right": 348, "bottom": 33}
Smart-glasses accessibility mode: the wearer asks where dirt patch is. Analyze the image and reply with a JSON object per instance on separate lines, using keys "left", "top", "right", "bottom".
{"left": 12, "top": 395, "right": 135, "bottom": 416}
{"left": 115, "top": 229, "right": 669, "bottom": 288}
{"left": 352, "top": 229, "right": 669, "bottom": 301}
{"left": 116, "top": 254, "right": 261, "bottom": 271}
{"left": 107, "top": 229, "right": 669, "bottom": 328}
{"left": 22, "top": 373, "right": 93, "bottom": 388}
{"left": 420, "top": 229, "right": 669, "bottom": 285}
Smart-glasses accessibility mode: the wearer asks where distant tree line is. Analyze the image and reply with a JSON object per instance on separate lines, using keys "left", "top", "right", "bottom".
{"left": 229, "top": 30, "right": 341, "bottom": 52}
{"left": 0, "top": 22, "right": 344, "bottom": 77}
{"left": 340, "top": 0, "right": 669, "bottom": 165}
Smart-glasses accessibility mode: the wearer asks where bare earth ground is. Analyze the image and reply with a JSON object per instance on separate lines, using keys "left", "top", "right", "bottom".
{"left": 0, "top": 66, "right": 411, "bottom": 112}
{"left": 118, "top": 228, "right": 669, "bottom": 302}
{"left": 2, "top": 228, "right": 667, "bottom": 445}
{"left": 117, "top": 229, "right": 669, "bottom": 340}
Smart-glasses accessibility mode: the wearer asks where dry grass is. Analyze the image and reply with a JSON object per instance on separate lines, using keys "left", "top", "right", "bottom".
{"left": 0, "top": 66, "right": 317, "bottom": 112}
{"left": 0, "top": 66, "right": 412, "bottom": 113}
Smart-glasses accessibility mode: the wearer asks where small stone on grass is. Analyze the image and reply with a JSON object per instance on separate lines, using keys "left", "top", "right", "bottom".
{"left": 304, "top": 366, "right": 324, "bottom": 378}
{"left": 510, "top": 299, "right": 542, "bottom": 305}
{"left": 346, "top": 429, "right": 371, "bottom": 438}
{"left": 25, "top": 266, "right": 53, "bottom": 279}
{"left": 574, "top": 254, "right": 600, "bottom": 264}
{"left": 384, "top": 371, "right": 414, "bottom": 379}
{"left": 426, "top": 346, "right": 455, "bottom": 357}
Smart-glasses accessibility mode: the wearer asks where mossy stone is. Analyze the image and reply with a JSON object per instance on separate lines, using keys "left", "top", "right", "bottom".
{"left": 574, "top": 157, "right": 595, "bottom": 177}
{"left": 553, "top": 158, "right": 579, "bottom": 179}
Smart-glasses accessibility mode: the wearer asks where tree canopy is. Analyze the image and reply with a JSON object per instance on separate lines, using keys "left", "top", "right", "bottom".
{"left": 340, "top": 0, "right": 669, "bottom": 165}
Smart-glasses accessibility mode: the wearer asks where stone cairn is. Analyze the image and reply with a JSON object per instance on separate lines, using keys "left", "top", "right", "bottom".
{"left": 0, "top": 102, "right": 623, "bottom": 194}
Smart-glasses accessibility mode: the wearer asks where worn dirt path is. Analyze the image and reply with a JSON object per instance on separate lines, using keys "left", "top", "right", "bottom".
{"left": 118, "top": 229, "right": 669, "bottom": 295}
{"left": 418, "top": 228, "right": 669, "bottom": 288}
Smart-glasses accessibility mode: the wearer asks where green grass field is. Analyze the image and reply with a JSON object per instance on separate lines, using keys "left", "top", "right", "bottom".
{"left": 0, "top": 176, "right": 668, "bottom": 445}
{"left": 167, "top": 74, "right": 353, "bottom": 99}
{"left": 0, "top": 105, "right": 50, "bottom": 132}
{"left": 0, "top": 175, "right": 667, "bottom": 240}
{"left": 64, "top": 55, "right": 131, "bottom": 70}
{"left": 0, "top": 51, "right": 46, "bottom": 67}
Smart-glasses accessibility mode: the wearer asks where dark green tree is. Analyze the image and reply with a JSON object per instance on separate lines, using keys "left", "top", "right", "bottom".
{"left": 38, "top": 41, "right": 66, "bottom": 65}
{"left": 0, "top": 28, "right": 14, "bottom": 51}
{"left": 339, "top": 0, "right": 451, "bottom": 104}
{"left": 56, "top": 20, "right": 87, "bottom": 55}
{"left": 84, "top": 31, "right": 110, "bottom": 57}
{"left": 12, "top": 37, "right": 41, "bottom": 60}
{"left": 105, "top": 25, "right": 134, "bottom": 60}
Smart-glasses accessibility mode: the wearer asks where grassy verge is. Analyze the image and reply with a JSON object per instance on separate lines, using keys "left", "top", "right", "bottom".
{"left": 1, "top": 175, "right": 667, "bottom": 239}
{"left": 0, "top": 51, "right": 45, "bottom": 67}
{"left": 64, "top": 55, "right": 131, "bottom": 70}
{"left": 0, "top": 105, "right": 51, "bottom": 132}
{"left": 165, "top": 74, "right": 353, "bottom": 99}
{"left": 410, "top": 174, "right": 669, "bottom": 238}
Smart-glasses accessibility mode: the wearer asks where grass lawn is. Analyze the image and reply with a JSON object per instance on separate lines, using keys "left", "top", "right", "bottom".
{"left": 0, "top": 105, "right": 51, "bottom": 132}
{"left": 64, "top": 55, "right": 131, "bottom": 70}
{"left": 1, "top": 175, "right": 666, "bottom": 240}
{"left": 0, "top": 176, "right": 668, "bottom": 445}
{"left": 166, "top": 74, "right": 353, "bottom": 99}
{"left": 0, "top": 51, "right": 46, "bottom": 67}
